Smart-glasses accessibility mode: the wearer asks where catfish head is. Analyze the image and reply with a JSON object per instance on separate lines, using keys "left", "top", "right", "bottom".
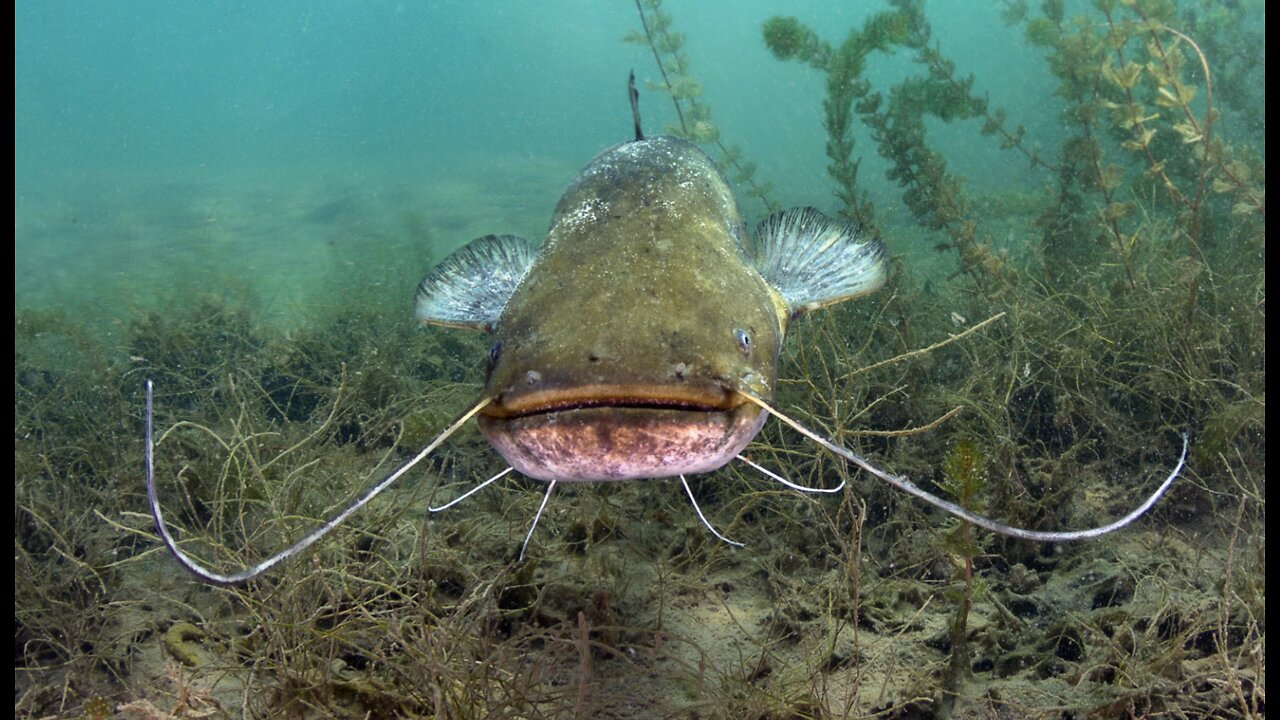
{"left": 415, "top": 135, "right": 885, "bottom": 482}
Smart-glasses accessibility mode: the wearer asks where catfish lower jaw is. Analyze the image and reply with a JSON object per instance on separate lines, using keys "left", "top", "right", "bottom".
{"left": 478, "top": 404, "right": 767, "bottom": 483}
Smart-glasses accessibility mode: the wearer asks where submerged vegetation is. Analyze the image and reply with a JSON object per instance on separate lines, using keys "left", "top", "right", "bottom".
{"left": 16, "top": 0, "right": 1263, "bottom": 717}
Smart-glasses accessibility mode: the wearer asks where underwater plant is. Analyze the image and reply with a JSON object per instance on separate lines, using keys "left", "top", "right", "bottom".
{"left": 762, "top": 9, "right": 909, "bottom": 233}
{"left": 753, "top": 0, "right": 1263, "bottom": 715}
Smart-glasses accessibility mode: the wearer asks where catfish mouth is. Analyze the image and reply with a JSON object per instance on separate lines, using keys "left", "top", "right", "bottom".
{"left": 489, "top": 395, "right": 728, "bottom": 420}
{"left": 477, "top": 385, "right": 764, "bottom": 483}
{"left": 480, "top": 383, "right": 743, "bottom": 420}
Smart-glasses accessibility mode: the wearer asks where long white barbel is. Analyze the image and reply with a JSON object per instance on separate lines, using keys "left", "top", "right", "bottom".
{"left": 145, "top": 380, "right": 491, "bottom": 585}
{"left": 741, "top": 392, "right": 1187, "bottom": 542}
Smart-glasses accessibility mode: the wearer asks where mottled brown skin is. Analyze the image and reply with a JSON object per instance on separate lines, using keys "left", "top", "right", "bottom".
{"left": 478, "top": 137, "right": 788, "bottom": 482}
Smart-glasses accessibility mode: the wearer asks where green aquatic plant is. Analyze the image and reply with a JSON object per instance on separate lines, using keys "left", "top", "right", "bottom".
{"left": 764, "top": 0, "right": 1030, "bottom": 297}
{"left": 1175, "top": 0, "right": 1265, "bottom": 139}
{"left": 1024, "top": 0, "right": 1263, "bottom": 292}
{"left": 938, "top": 439, "right": 986, "bottom": 705}
{"left": 763, "top": 10, "right": 910, "bottom": 232}
{"left": 15, "top": 309, "right": 142, "bottom": 711}
{"left": 749, "top": 0, "right": 1263, "bottom": 714}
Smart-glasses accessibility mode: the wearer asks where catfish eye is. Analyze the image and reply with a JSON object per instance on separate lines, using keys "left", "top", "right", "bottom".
{"left": 487, "top": 341, "right": 502, "bottom": 367}
{"left": 734, "top": 328, "right": 751, "bottom": 355}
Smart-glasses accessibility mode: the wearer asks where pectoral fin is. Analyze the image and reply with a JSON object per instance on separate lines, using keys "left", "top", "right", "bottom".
{"left": 752, "top": 208, "right": 887, "bottom": 317}
{"left": 414, "top": 234, "right": 537, "bottom": 332}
